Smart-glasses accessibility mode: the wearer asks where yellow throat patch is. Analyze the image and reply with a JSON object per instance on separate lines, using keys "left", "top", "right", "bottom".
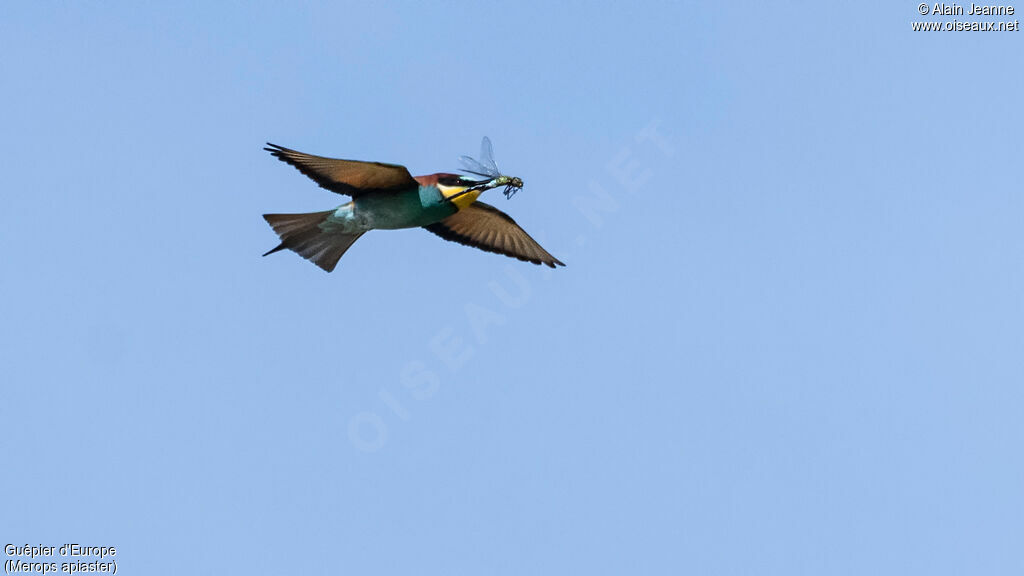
{"left": 439, "top": 185, "right": 482, "bottom": 211}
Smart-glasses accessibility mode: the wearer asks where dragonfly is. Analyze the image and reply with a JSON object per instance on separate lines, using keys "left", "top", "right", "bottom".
{"left": 459, "top": 137, "right": 523, "bottom": 199}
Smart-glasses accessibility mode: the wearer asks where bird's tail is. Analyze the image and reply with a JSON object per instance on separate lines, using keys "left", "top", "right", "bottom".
{"left": 262, "top": 211, "right": 365, "bottom": 272}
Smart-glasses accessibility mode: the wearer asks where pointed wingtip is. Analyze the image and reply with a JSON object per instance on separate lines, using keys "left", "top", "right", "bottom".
{"left": 262, "top": 243, "right": 287, "bottom": 257}
{"left": 537, "top": 257, "right": 565, "bottom": 268}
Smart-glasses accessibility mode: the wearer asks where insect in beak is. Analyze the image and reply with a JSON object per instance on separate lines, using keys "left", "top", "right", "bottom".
{"left": 503, "top": 177, "right": 523, "bottom": 199}
{"left": 460, "top": 138, "right": 524, "bottom": 200}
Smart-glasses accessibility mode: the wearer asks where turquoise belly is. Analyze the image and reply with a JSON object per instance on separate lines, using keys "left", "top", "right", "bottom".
{"left": 353, "top": 185, "right": 456, "bottom": 230}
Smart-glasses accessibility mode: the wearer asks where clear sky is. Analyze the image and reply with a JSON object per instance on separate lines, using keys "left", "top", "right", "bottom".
{"left": 2, "top": 2, "right": 1022, "bottom": 574}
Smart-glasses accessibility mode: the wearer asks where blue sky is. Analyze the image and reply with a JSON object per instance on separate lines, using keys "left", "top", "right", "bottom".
{"left": 2, "top": 2, "right": 1022, "bottom": 574}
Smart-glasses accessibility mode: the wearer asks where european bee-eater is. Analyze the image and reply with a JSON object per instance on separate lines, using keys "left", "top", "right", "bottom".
{"left": 262, "top": 138, "right": 564, "bottom": 272}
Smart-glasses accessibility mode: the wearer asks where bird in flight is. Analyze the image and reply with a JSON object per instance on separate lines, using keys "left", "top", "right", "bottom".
{"left": 262, "top": 137, "right": 564, "bottom": 272}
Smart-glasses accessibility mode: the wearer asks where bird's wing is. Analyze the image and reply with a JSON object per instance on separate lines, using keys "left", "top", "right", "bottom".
{"left": 423, "top": 202, "right": 565, "bottom": 268}
{"left": 265, "top": 143, "right": 419, "bottom": 196}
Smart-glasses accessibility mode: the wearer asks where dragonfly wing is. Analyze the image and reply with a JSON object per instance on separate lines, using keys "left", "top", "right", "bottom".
{"left": 478, "top": 136, "right": 500, "bottom": 175}
{"left": 459, "top": 155, "right": 499, "bottom": 178}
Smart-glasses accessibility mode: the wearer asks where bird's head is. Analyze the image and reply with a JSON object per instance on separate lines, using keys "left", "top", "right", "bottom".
{"left": 431, "top": 173, "right": 525, "bottom": 210}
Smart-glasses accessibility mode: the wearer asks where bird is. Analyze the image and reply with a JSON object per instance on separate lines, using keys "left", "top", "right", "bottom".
{"left": 261, "top": 138, "right": 564, "bottom": 272}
